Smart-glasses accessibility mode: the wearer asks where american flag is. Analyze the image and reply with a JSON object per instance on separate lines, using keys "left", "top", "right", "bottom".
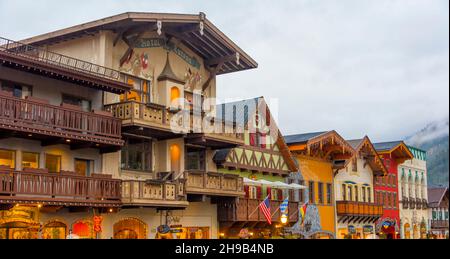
{"left": 259, "top": 196, "right": 272, "bottom": 225}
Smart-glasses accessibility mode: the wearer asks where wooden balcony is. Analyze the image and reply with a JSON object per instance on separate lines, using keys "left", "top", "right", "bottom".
{"left": 0, "top": 93, "right": 123, "bottom": 151}
{"left": 336, "top": 201, "right": 383, "bottom": 223}
{"left": 218, "top": 198, "right": 299, "bottom": 224}
{"left": 105, "top": 101, "right": 244, "bottom": 147}
{"left": 431, "top": 220, "right": 449, "bottom": 229}
{"left": 105, "top": 101, "right": 185, "bottom": 140}
{"left": 0, "top": 169, "right": 121, "bottom": 207}
{"left": 121, "top": 179, "right": 188, "bottom": 208}
{"left": 184, "top": 171, "right": 245, "bottom": 197}
{"left": 187, "top": 113, "right": 245, "bottom": 149}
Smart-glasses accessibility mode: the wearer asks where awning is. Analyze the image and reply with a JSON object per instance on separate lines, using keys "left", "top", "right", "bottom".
{"left": 243, "top": 179, "right": 307, "bottom": 190}
{"left": 243, "top": 178, "right": 262, "bottom": 186}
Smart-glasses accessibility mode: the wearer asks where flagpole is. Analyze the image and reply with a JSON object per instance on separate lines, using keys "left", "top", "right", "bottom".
{"left": 274, "top": 196, "right": 290, "bottom": 217}
{"left": 248, "top": 196, "right": 269, "bottom": 218}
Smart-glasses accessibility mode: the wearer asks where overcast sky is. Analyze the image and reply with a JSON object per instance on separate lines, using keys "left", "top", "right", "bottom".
{"left": 1, "top": 0, "right": 448, "bottom": 142}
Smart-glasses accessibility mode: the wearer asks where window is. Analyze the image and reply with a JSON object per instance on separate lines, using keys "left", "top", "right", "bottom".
{"left": 75, "top": 159, "right": 94, "bottom": 177}
{"left": 120, "top": 74, "right": 152, "bottom": 104}
{"left": 121, "top": 139, "right": 152, "bottom": 172}
{"left": 309, "top": 181, "right": 315, "bottom": 204}
{"left": 318, "top": 183, "right": 324, "bottom": 204}
{"left": 326, "top": 184, "right": 332, "bottom": 205}
{"left": 432, "top": 210, "right": 437, "bottom": 220}
{"left": 62, "top": 94, "right": 91, "bottom": 112}
{"left": 185, "top": 147, "right": 205, "bottom": 171}
{"left": 354, "top": 186, "right": 359, "bottom": 202}
{"left": 352, "top": 159, "right": 357, "bottom": 172}
{"left": 22, "top": 152, "right": 39, "bottom": 169}
{"left": 299, "top": 180, "right": 305, "bottom": 203}
{"left": 342, "top": 184, "right": 347, "bottom": 201}
{"left": 362, "top": 187, "right": 367, "bottom": 203}
{"left": 368, "top": 187, "right": 372, "bottom": 203}
{"left": 0, "top": 80, "right": 32, "bottom": 99}
{"left": 0, "top": 149, "right": 15, "bottom": 169}
{"left": 45, "top": 154, "right": 61, "bottom": 173}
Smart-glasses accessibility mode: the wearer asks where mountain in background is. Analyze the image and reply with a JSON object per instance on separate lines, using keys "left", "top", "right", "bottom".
{"left": 405, "top": 118, "right": 449, "bottom": 188}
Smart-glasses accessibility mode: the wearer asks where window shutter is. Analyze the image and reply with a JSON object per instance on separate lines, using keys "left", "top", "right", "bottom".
{"left": 278, "top": 189, "right": 283, "bottom": 201}
{"left": 257, "top": 186, "right": 262, "bottom": 200}
{"left": 244, "top": 186, "right": 250, "bottom": 198}
{"left": 267, "top": 187, "right": 272, "bottom": 200}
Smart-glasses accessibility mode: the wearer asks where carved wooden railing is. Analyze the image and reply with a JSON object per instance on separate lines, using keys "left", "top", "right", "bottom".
{"left": 336, "top": 201, "right": 383, "bottom": 217}
{"left": 0, "top": 94, "right": 123, "bottom": 145}
{"left": 105, "top": 101, "right": 244, "bottom": 144}
{"left": 218, "top": 198, "right": 299, "bottom": 223}
{"left": 0, "top": 36, "right": 120, "bottom": 80}
{"left": 121, "top": 179, "right": 187, "bottom": 206}
{"left": 191, "top": 112, "right": 245, "bottom": 144}
{"left": 184, "top": 170, "right": 245, "bottom": 197}
{"left": 0, "top": 170, "right": 121, "bottom": 206}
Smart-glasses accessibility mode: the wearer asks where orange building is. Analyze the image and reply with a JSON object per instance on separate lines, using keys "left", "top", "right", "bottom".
{"left": 285, "top": 131, "right": 354, "bottom": 238}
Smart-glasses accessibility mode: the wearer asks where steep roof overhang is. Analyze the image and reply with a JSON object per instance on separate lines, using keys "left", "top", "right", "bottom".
{"left": 287, "top": 131, "right": 355, "bottom": 170}
{"left": 19, "top": 12, "right": 258, "bottom": 75}
{"left": 377, "top": 141, "right": 414, "bottom": 164}
{"left": 348, "top": 136, "right": 389, "bottom": 177}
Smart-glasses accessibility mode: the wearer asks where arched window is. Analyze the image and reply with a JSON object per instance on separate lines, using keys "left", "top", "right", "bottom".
{"left": 72, "top": 220, "right": 94, "bottom": 239}
{"left": 114, "top": 218, "right": 147, "bottom": 239}
{"left": 170, "top": 87, "right": 181, "bottom": 105}
{"left": 170, "top": 144, "right": 181, "bottom": 174}
{"left": 42, "top": 220, "right": 67, "bottom": 239}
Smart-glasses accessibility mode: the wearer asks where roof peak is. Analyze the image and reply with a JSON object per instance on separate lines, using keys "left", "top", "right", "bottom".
{"left": 157, "top": 52, "right": 185, "bottom": 84}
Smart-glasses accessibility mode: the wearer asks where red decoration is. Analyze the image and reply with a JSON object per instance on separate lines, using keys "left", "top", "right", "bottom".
{"left": 93, "top": 216, "right": 103, "bottom": 233}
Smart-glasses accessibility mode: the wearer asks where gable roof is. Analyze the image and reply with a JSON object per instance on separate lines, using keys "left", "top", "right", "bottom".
{"left": 373, "top": 141, "right": 404, "bottom": 152}
{"left": 19, "top": 12, "right": 258, "bottom": 75}
{"left": 428, "top": 187, "right": 449, "bottom": 208}
{"left": 374, "top": 141, "right": 414, "bottom": 162}
{"left": 284, "top": 132, "right": 329, "bottom": 145}
{"left": 346, "top": 136, "right": 389, "bottom": 176}
{"left": 347, "top": 139, "right": 364, "bottom": 150}
{"left": 213, "top": 97, "right": 298, "bottom": 174}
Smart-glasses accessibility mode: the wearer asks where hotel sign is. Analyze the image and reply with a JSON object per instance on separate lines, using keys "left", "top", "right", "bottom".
{"left": 135, "top": 38, "right": 201, "bottom": 69}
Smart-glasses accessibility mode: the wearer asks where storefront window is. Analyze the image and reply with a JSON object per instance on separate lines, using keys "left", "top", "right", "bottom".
{"left": 42, "top": 221, "right": 67, "bottom": 239}
{"left": 22, "top": 152, "right": 39, "bottom": 169}
{"left": 0, "top": 149, "right": 15, "bottom": 169}
{"left": 72, "top": 220, "right": 94, "bottom": 239}
{"left": 45, "top": 154, "right": 61, "bottom": 173}
{"left": 113, "top": 218, "right": 147, "bottom": 239}
{"left": 121, "top": 139, "right": 152, "bottom": 172}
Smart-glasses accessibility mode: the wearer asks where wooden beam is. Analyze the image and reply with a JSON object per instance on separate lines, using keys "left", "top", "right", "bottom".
{"left": 202, "top": 62, "right": 224, "bottom": 91}
{"left": 205, "top": 53, "right": 239, "bottom": 67}
{"left": 70, "top": 143, "right": 94, "bottom": 150}
{"left": 41, "top": 138, "right": 63, "bottom": 147}
{"left": 174, "top": 23, "right": 202, "bottom": 35}
{"left": 0, "top": 131, "right": 15, "bottom": 139}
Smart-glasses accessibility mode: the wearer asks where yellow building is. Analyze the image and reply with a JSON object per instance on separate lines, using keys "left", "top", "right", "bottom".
{"left": 285, "top": 131, "right": 354, "bottom": 239}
